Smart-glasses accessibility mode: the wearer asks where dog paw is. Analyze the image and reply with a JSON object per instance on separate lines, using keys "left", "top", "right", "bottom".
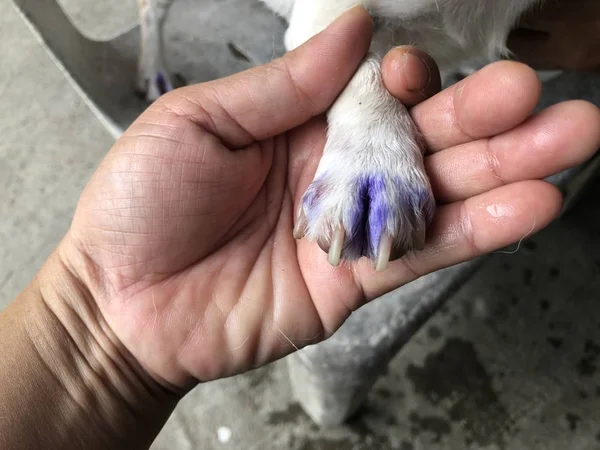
{"left": 294, "top": 60, "right": 435, "bottom": 270}
{"left": 135, "top": 69, "right": 176, "bottom": 103}
{"left": 295, "top": 165, "right": 435, "bottom": 271}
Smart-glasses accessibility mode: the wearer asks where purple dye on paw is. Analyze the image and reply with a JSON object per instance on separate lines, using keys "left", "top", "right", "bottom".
{"left": 367, "top": 175, "right": 391, "bottom": 257}
{"left": 301, "top": 173, "right": 435, "bottom": 260}
{"left": 156, "top": 73, "right": 172, "bottom": 95}
{"left": 346, "top": 175, "right": 434, "bottom": 259}
{"left": 403, "top": 179, "right": 436, "bottom": 225}
{"left": 303, "top": 175, "right": 329, "bottom": 225}
{"left": 343, "top": 174, "right": 389, "bottom": 258}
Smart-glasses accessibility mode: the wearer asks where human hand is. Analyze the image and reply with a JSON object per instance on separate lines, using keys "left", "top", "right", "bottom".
{"left": 55, "top": 7, "right": 600, "bottom": 389}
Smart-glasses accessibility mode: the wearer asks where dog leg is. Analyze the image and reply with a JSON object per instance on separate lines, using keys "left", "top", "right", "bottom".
{"left": 288, "top": 2, "right": 435, "bottom": 270}
{"left": 136, "top": 0, "right": 176, "bottom": 102}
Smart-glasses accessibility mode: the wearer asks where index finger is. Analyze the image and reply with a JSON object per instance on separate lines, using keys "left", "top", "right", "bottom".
{"left": 411, "top": 61, "right": 542, "bottom": 152}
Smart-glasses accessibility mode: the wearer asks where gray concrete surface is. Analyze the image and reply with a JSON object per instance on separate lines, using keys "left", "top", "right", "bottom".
{"left": 57, "top": 0, "right": 137, "bottom": 40}
{"left": 13, "top": 0, "right": 286, "bottom": 136}
{"left": 2, "top": 0, "right": 600, "bottom": 448}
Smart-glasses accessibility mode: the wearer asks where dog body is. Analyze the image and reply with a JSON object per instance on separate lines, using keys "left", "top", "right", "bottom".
{"left": 137, "top": 0, "right": 539, "bottom": 269}
{"left": 268, "top": 0, "right": 538, "bottom": 71}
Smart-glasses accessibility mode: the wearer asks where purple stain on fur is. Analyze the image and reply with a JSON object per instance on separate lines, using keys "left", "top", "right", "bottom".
{"left": 303, "top": 173, "right": 435, "bottom": 260}
{"left": 156, "top": 72, "right": 172, "bottom": 95}
{"left": 302, "top": 177, "right": 327, "bottom": 225}
{"left": 348, "top": 175, "right": 434, "bottom": 259}
{"left": 343, "top": 174, "right": 389, "bottom": 259}
{"left": 404, "top": 179, "right": 436, "bottom": 225}
{"left": 366, "top": 174, "right": 389, "bottom": 257}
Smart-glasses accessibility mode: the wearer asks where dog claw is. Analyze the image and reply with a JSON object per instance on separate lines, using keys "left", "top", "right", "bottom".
{"left": 293, "top": 207, "right": 307, "bottom": 239}
{"left": 328, "top": 227, "right": 345, "bottom": 267}
{"left": 375, "top": 234, "right": 393, "bottom": 272}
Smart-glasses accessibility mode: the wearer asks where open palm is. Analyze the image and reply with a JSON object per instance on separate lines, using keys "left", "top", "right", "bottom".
{"left": 63, "top": 9, "right": 600, "bottom": 388}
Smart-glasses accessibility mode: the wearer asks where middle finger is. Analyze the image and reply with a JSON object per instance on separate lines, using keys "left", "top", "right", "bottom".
{"left": 425, "top": 100, "right": 600, "bottom": 204}
{"left": 411, "top": 61, "right": 541, "bottom": 152}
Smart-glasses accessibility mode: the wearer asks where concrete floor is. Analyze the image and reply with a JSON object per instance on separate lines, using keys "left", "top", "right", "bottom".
{"left": 2, "top": 1, "right": 600, "bottom": 448}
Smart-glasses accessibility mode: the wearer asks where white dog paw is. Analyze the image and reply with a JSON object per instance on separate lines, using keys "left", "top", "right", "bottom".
{"left": 136, "top": 68, "right": 175, "bottom": 103}
{"left": 294, "top": 59, "right": 436, "bottom": 270}
{"left": 296, "top": 168, "right": 434, "bottom": 270}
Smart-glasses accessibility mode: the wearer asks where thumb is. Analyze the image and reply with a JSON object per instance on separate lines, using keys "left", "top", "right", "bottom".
{"left": 152, "top": 6, "right": 373, "bottom": 148}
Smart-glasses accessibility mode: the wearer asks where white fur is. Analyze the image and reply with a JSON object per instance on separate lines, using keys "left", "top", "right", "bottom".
{"left": 265, "top": 0, "right": 540, "bottom": 71}
{"left": 260, "top": 0, "right": 294, "bottom": 18}
{"left": 137, "top": 0, "right": 540, "bottom": 264}
{"left": 295, "top": 57, "right": 434, "bottom": 260}
{"left": 137, "top": 0, "right": 175, "bottom": 101}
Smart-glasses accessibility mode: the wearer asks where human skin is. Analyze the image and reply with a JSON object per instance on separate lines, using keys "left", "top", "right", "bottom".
{"left": 1, "top": 7, "right": 599, "bottom": 449}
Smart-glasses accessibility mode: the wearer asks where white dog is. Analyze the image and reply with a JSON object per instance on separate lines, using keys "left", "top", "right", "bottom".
{"left": 136, "top": 0, "right": 540, "bottom": 270}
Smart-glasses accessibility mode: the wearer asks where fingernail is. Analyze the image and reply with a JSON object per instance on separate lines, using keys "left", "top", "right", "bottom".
{"left": 392, "top": 47, "right": 430, "bottom": 93}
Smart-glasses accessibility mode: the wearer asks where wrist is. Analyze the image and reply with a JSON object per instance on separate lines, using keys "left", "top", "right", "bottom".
{"left": 0, "top": 245, "right": 179, "bottom": 449}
